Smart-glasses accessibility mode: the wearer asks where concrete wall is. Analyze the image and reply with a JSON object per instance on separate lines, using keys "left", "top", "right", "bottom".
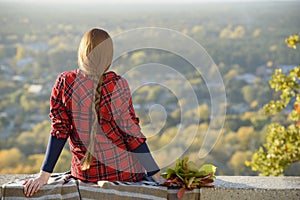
{"left": 201, "top": 176, "right": 300, "bottom": 200}
{"left": 1, "top": 175, "right": 299, "bottom": 199}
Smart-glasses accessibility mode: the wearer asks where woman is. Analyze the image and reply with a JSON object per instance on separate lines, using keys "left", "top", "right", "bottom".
{"left": 23, "top": 28, "right": 165, "bottom": 197}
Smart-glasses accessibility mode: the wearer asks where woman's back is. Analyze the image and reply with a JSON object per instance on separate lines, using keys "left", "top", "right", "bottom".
{"left": 50, "top": 69, "right": 146, "bottom": 182}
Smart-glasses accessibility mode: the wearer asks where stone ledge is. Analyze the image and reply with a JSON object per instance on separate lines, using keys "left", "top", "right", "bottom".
{"left": 0, "top": 174, "right": 31, "bottom": 186}
{"left": 201, "top": 176, "right": 300, "bottom": 200}
{"left": 0, "top": 175, "right": 299, "bottom": 199}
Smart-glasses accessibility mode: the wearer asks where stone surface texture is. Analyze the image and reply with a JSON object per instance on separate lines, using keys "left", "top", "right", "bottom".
{"left": 0, "top": 175, "right": 299, "bottom": 199}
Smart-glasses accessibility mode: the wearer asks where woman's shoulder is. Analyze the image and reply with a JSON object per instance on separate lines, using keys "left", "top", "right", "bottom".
{"left": 54, "top": 70, "right": 79, "bottom": 85}
{"left": 103, "top": 71, "right": 126, "bottom": 82}
{"left": 103, "top": 71, "right": 130, "bottom": 89}
{"left": 56, "top": 70, "right": 127, "bottom": 84}
{"left": 58, "top": 69, "right": 78, "bottom": 78}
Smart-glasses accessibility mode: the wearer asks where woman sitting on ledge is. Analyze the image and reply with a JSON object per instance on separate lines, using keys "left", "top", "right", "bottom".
{"left": 23, "top": 28, "right": 165, "bottom": 197}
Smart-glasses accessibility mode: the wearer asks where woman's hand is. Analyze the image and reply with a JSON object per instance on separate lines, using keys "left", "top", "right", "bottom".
{"left": 151, "top": 171, "right": 166, "bottom": 184}
{"left": 23, "top": 171, "right": 51, "bottom": 197}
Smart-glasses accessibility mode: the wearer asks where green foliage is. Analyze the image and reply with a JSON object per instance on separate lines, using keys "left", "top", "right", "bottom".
{"left": 236, "top": 126, "right": 260, "bottom": 151}
{"left": 14, "top": 46, "right": 25, "bottom": 60}
{"left": 16, "top": 121, "right": 50, "bottom": 155}
{"left": 0, "top": 148, "right": 24, "bottom": 169}
{"left": 264, "top": 68, "right": 300, "bottom": 116}
{"left": 249, "top": 34, "right": 300, "bottom": 176}
{"left": 285, "top": 34, "right": 300, "bottom": 49}
{"left": 162, "top": 156, "right": 216, "bottom": 198}
{"left": 228, "top": 151, "right": 253, "bottom": 175}
{"left": 249, "top": 123, "right": 300, "bottom": 176}
{"left": 0, "top": 121, "right": 72, "bottom": 174}
{"left": 0, "top": 116, "right": 9, "bottom": 130}
{"left": 53, "top": 149, "right": 72, "bottom": 173}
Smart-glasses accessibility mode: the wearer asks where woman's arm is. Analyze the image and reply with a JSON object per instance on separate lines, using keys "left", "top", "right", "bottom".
{"left": 41, "top": 135, "right": 68, "bottom": 173}
{"left": 48, "top": 73, "right": 73, "bottom": 139}
{"left": 114, "top": 78, "right": 146, "bottom": 150}
{"left": 132, "top": 142, "right": 166, "bottom": 184}
{"left": 23, "top": 170, "right": 51, "bottom": 197}
{"left": 132, "top": 142, "right": 160, "bottom": 176}
{"left": 23, "top": 135, "right": 67, "bottom": 197}
{"left": 23, "top": 73, "right": 71, "bottom": 197}
{"left": 114, "top": 78, "right": 165, "bottom": 183}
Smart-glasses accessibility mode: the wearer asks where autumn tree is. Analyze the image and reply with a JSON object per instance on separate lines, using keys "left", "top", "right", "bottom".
{"left": 0, "top": 148, "right": 25, "bottom": 173}
{"left": 14, "top": 46, "right": 25, "bottom": 60}
{"left": 229, "top": 151, "right": 253, "bottom": 175}
{"left": 248, "top": 34, "right": 300, "bottom": 176}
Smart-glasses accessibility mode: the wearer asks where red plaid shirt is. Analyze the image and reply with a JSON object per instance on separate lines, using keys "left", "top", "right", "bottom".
{"left": 49, "top": 69, "right": 146, "bottom": 182}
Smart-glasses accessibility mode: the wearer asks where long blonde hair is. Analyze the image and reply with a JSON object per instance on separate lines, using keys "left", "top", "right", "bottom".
{"left": 77, "top": 28, "right": 113, "bottom": 170}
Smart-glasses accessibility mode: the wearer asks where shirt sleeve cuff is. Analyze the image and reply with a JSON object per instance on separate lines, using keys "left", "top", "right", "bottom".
{"left": 132, "top": 142, "right": 160, "bottom": 175}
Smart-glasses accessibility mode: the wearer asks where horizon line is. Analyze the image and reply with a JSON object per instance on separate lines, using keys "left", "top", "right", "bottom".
{"left": 0, "top": 0, "right": 298, "bottom": 4}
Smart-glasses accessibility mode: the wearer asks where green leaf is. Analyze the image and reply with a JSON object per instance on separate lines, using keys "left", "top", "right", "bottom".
{"left": 187, "top": 161, "right": 199, "bottom": 172}
{"left": 187, "top": 177, "right": 195, "bottom": 188}
{"left": 199, "top": 164, "right": 217, "bottom": 175}
{"left": 161, "top": 168, "right": 176, "bottom": 179}
{"left": 161, "top": 173, "right": 167, "bottom": 178}
{"left": 167, "top": 168, "right": 175, "bottom": 174}
{"left": 194, "top": 170, "right": 208, "bottom": 177}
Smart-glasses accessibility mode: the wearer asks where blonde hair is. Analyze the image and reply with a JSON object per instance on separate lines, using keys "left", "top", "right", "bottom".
{"left": 77, "top": 28, "right": 113, "bottom": 170}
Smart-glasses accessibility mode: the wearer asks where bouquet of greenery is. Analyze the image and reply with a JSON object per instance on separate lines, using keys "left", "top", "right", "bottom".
{"left": 161, "top": 156, "right": 217, "bottom": 198}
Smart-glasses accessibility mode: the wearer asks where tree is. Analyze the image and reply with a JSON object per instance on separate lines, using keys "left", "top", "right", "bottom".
{"left": 54, "top": 149, "right": 72, "bottom": 173}
{"left": 26, "top": 154, "right": 45, "bottom": 173}
{"left": 228, "top": 151, "right": 253, "bottom": 175}
{"left": 16, "top": 121, "right": 50, "bottom": 155}
{"left": 236, "top": 126, "right": 260, "bottom": 151}
{"left": 14, "top": 46, "right": 25, "bottom": 60}
{"left": 0, "top": 148, "right": 25, "bottom": 173}
{"left": 130, "top": 51, "right": 146, "bottom": 66}
{"left": 248, "top": 34, "right": 300, "bottom": 176}
{"left": 242, "top": 85, "right": 257, "bottom": 104}
{"left": 226, "top": 78, "right": 247, "bottom": 104}
{"left": 219, "top": 25, "right": 245, "bottom": 39}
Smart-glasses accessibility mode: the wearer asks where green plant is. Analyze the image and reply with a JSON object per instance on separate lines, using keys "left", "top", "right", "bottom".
{"left": 247, "top": 34, "right": 300, "bottom": 176}
{"left": 162, "top": 156, "right": 216, "bottom": 198}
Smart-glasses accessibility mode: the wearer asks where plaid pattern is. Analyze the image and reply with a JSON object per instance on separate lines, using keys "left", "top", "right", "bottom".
{"left": 1, "top": 173, "right": 202, "bottom": 200}
{"left": 2, "top": 173, "right": 202, "bottom": 200}
{"left": 49, "top": 69, "right": 146, "bottom": 182}
{"left": 2, "top": 173, "right": 80, "bottom": 200}
{"left": 79, "top": 180, "right": 168, "bottom": 200}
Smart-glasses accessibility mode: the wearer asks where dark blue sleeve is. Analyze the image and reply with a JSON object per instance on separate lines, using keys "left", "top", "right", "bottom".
{"left": 132, "top": 142, "right": 160, "bottom": 176}
{"left": 41, "top": 135, "right": 67, "bottom": 173}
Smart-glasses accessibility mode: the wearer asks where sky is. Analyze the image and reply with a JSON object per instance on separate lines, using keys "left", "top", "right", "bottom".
{"left": 0, "top": 0, "right": 298, "bottom": 3}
